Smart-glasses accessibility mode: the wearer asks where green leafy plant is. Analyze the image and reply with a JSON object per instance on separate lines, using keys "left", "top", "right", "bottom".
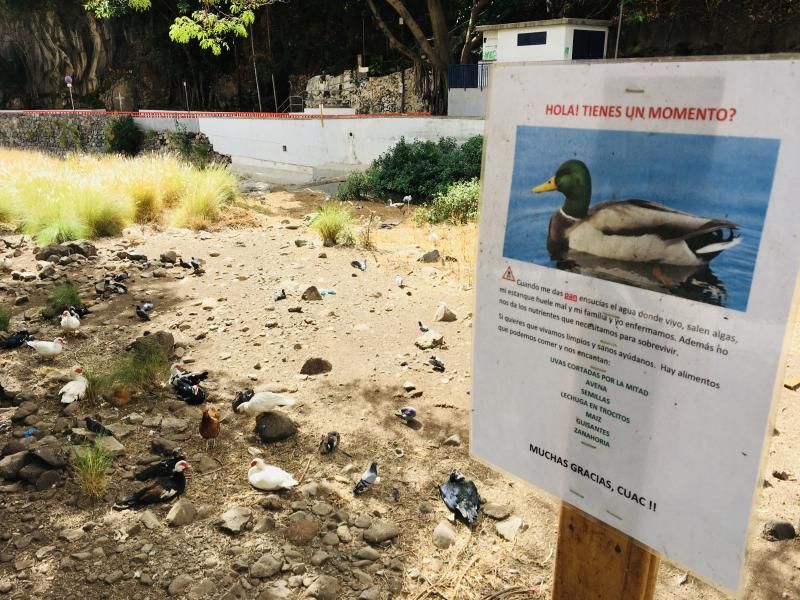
{"left": 415, "top": 178, "right": 481, "bottom": 225}
{"left": 109, "top": 339, "right": 169, "bottom": 390}
{"left": 0, "top": 305, "right": 10, "bottom": 331}
{"left": 47, "top": 284, "right": 82, "bottom": 314}
{"left": 104, "top": 115, "right": 144, "bottom": 156}
{"left": 310, "top": 202, "right": 355, "bottom": 246}
{"left": 71, "top": 436, "right": 113, "bottom": 500}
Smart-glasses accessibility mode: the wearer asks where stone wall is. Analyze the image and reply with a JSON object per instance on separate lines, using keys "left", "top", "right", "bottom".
{"left": 303, "top": 69, "right": 425, "bottom": 114}
{"left": 0, "top": 113, "right": 106, "bottom": 154}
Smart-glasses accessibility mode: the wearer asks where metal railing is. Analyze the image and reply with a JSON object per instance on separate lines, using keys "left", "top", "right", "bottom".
{"left": 447, "top": 63, "right": 490, "bottom": 90}
{"left": 277, "top": 95, "right": 304, "bottom": 113}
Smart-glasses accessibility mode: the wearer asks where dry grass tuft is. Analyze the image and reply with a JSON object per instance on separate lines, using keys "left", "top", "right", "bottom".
{"left": 71, "top": 437, "right": 112, "bottom": 501}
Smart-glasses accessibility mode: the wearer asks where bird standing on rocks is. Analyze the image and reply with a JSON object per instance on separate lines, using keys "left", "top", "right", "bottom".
{"left": 60, "top": 311, "right": 80, "bottom": 335}
{"left": 248, "top": 458, "right": 298, "bottom": 491}
{"left": 439, "top": 469, "right": 481, "bottom": 525}
{"left": 232, "top": 389, "right": 295, "bottom": 416}
{"left": 58, "top": 367, "right": 87, "bottom": 404}
{"left": 353, "top": 462, "right": 378, "bottom": 496}
{"left": 200, "top": 405, "right": 221, "bottom": 450}
{"left": 190, "top": 257, "right": 204, "bottom": 275}
{"left": 27, "top": 337, "right": 65, "bottom": 360}
{"left": 418, "top": 321, "right": 429, "bottom": 333}
{"left": 113, "top": 460, "right": 190, "bottom": 510}
{"left": 135, "top": 305, "right": 150, "bottom": 321}
{"left": 319, "top": 432, "right": 340, "bottom": 454}
{"left": 134, "top": 448, "right": 186, "bottom": 481}
{"left": 429, "top": 356, "right": 445, "bottom": 372}
{"left": 395, "top": 406, "right": 417, "bottom": 423}
{"left": 274, "top": 289, "right": 287, "bottom": 301}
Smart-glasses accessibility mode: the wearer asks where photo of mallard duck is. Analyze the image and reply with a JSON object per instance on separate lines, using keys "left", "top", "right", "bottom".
{"left": 501, "top": 126, "right": 780, "bottom": 311}
{"left": 532, "top": 160, "right": 741, "bottom": 267}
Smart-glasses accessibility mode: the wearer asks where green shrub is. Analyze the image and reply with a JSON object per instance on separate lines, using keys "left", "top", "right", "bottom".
{"left": 104, "top": 115, "right": 143, "bottom": 156}
{"left": 166, "top": 126, "right": 216, "bottom": 169}
{"left": 336, "top": 135, "right": 483, "bottom": 202}
{"left": 0, "top": 306, "right": 10, "bottom": 331}
{"left": 415, "top": 178, "right": 481, "bottom": 225}
{"left": 110, "top": 339, "right": 169, "bottom": 390}
{"left": 310, "top": 202, "right": 355, "bottom": 246}
{"left": 71, "top": 437, "right": 112, "bottom": 500}
{"left": 47, "top": 284, "right": 82, "bottom": 314}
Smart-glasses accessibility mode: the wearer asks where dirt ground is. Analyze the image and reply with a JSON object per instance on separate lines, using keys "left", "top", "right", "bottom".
{"left": 0, "top": 188, "right": 798, "bottom": 600}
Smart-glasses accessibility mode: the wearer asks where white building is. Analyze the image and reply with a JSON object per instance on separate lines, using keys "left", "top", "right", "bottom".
{"left": 448, "top": 18, "right": 611, "bottom": 117}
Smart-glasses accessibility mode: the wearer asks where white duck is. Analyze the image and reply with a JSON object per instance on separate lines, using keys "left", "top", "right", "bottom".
{"left": 247, "top": 458, "right": 298, "bottom": 491}
{"left": 58, "top": 366, "right": 88, "bottom": 404}
{"left": 60, "top": 310, "right": 80, "bottom": 334}
{"left": 232, "top": 389, "right": 295, "bottom": 416}
{"left": 27, "top": 337, "right": 65, "bottom": 359}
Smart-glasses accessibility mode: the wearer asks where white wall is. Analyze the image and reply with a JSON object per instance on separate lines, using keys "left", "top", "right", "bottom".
{"left": 448, "top": 88, "right": 487, "bottom": 118}
{"left": 496, "top": 26, "right": 568, "bottom": 62}
{"left": 195, "top": 116, "right": 485, "bottom": 183}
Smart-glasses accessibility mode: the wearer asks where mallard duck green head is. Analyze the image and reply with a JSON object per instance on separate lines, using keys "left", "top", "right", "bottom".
{"left": 532, "top": 160, "right": 592, "bottom": 219}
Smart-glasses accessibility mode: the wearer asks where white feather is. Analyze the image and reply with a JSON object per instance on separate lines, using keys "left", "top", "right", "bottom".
{"left": 59, "top": 375, "right": 87, "bottom": 404}
{"left": 60, "top": 312, "right": 80, "bottom": 332}
{"left": 0, "top": 258, "right": 11, "bottom": 271}
{"left": 238, "top": 392, "right": 295, "bottom": 416}
{"left": 248, "top": 459, "right": 298, "bottom": 491}
{"left": 27, "top": 338, "right": 64, "bottom": 358}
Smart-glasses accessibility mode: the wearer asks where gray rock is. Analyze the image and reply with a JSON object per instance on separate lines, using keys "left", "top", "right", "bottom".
{"left": 97, "top": 436, "right": 125, "bottom": 457}
{"left": 307, "top": 575, "right": 340, "bottom": 600}
{"left": 414, "top": 330, "right": 444, "bottom": 350}
{"left": 354, "top": 547, "right": 380, "bottom": 561}
{"left": 250, "top": 553, "right": 282, "bottom": 578}
{"left": 359, "top": 587, "right": 381, "bottom": 600}
{"left": 187, "top": 578, "right": 217, "bottom": 599}
{"left": 322, "top": 532, "right": 339, "bottom": 546}
{"left": 255, "top": 412, "right": 298, "bottom": 443}
{"left": 35, "top": 470, "right": 61, "bottom": 490}
{"left": 59, "top": 528, "right": 85, "bottom": 542}
{"left": 128, "top": 331, "right": 174, "bottom": 357}
{"left": 258, "top": 583, "right": 293, "bottom": 600}
{"left": 217, "top": 506, "right": 252, "bottom": 534}
{"left": 442, "top": 434, "right": 461, "bottom": 447}
{"left": 310, "top": 550, "right": 329, "bottom": 566}
{"left": 18, "top": 462, "right": 47, "bottom": 485}
{"left": 434, "top": 302, "right": 457, "bottom": 322}
{"left": 140, "top": 510, "right": 161, "bottom": 530}
{"left": 433, "top": 520, "right": 457, "bottom": 549}
{"left": 253, "top": 515, "right": 275, "bottom": 533}
{"left": 763, "top": 520, "right": 796, "bottom": 541}
{"left": 363, "top": 521, "right": 400, "bottom": 545}
{"left": 337, "top": 524, "right": 352, "bottom": 543}
{"left": 14, "top": 294, "right": 30, "bottom": 304}
{"left": 167, "top": 498, "right": 196, "bottom": 527}
{"left": 483, "top": 503, "right": 512, "bottom": 520}
{"left": 0, "top": 581, "right": 13, "bottom": 593}
{"left": 105, "top": 570, "right": 124, "bottom": 584}
{"left": 0, "top": 451, "right": 30, "bottom": 481}
{"left": 160, "top": 251, "right": 177, "bottom": 264}
{"left": 30, "top": 446, "right": 68, "bottom": 468}
{"left": 152, "top": 437, "right": 180, "bottom": 454}
{"left": 153, "top": 268, "right": 168, "bottom": 278}
{"left": 418, "top": 249, "right": 441, "bottom": 263}
{"left": 169, "top": 573, "right": 194, "bottom": 596}
{"left": 301, "top": 286, "right": 322, "bottom": 301}
{"left": 311, "top": 501, "right": 334, "bottom": 517}
{"left": 300, "top": 357, "right": 332, "bottom": 375}
{"left": 496, "top": 516, "right": 523, "bottom": 541}
{"left": 160, "top": 417, "right": 189, "bottom": 433}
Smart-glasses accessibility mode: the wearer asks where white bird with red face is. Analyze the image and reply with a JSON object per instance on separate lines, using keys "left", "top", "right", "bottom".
{"left": 27, "top": 337, "right": 65, "bottom": 359}
{"left": 58, "top": 367, "right": 87, "bottom": 404}
{"left": 247, "top": 459, "right": 298, "bottom": 491}
{"left": 60, "top": 310, "right": 80, "bottom": 334}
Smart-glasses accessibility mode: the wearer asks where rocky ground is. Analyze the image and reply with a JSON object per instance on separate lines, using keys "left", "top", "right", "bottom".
{"left": 0, "top": 188, "right": 798, "bottom": 600}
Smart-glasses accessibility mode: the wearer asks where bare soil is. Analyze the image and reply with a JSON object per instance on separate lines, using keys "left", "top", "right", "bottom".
{"left": 0, "top": 188, "right": 798, "bottom": 599}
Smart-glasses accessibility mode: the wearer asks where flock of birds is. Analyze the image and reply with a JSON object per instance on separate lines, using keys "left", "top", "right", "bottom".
{"left": 1, "top": 248, "right": 483, "bottom": 530}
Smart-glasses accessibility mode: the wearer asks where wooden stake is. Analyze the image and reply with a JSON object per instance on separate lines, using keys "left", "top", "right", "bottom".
{"left": 552, "top": 503, "right": 659, "bottom": 600}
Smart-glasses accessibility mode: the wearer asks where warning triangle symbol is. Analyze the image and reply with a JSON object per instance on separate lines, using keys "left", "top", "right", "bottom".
{"left": 502, "top": 266, "right": 516, "bottom": 282}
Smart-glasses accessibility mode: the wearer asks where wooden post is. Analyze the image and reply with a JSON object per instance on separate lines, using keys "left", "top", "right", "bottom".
{"left": 553, "top": 503, "right": 659, "bottom": 600}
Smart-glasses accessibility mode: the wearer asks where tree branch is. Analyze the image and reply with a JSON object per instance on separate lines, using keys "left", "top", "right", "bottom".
{"left": 460, "top": 0, "right": 491, "bottom": 63}
{"left": 365, "top": 0, "right": 417, "bottom": 61}
{"left": 384, "top": 0, "right": 441, "bottom": 68}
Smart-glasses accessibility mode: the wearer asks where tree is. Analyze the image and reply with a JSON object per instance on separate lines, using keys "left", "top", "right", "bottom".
{"left": 84, "top": 0, "right": 285, "bottom": 55}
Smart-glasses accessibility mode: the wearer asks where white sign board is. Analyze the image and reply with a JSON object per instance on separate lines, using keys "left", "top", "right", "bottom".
{"left": 472, "top": 57, "right": 800, "bottom": 593}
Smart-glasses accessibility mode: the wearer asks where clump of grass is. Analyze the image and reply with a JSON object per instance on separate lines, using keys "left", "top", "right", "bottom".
{"left": 71, "top": 436, "right": 112, "bottom": 500}
{"left": 310, "top": 202, "right": 355, "bottom": 246}
{"left": 0, "top": 306, "right": 10, "bottom": 331}
{"left": 415, "top": 178, "right": 481, "bottom": 225}
{"left": 172, "top": 165, "right": 237, "bottom": 230}
{"left": 109, "top": 339, "right": 169, "bottom": 390}
{"left": 47, "top": 284, "right": 82, "bottom": 314}
{"left": 82, "top": 368, "right": 113, "bottom": 405}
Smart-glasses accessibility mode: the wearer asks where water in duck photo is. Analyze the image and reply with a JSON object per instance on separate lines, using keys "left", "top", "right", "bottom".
{"left": 502, "top": 126, "right": 781, "bottom": 312}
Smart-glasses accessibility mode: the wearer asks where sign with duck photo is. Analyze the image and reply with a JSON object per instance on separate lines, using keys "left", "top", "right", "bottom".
{"left": 472, "top": 57, "right": 800, "bottom": 593}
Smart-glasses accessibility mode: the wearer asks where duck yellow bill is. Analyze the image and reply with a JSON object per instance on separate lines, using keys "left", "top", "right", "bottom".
{"left": 532, "top": 177, "right": 557, "bottom": 193}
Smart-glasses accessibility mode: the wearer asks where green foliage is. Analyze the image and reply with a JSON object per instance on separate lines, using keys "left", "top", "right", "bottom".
{"left": 71, "top": 436, "right": 113, "bottom": 500}
{"left": 166, "top": 126, "right": 215, "bottom": 168}
{"left": 0, "top": 306, "right": 10, "bottom": 331}
{"left": 104, "top": 115, "right": 143, "bottom": 156}
{"left": 83, "top": 369, "right": 113, "bottom": 405}
{"left": 47, "top": 284, "right": 82, "bottom": 314}
{"left": 310, "top": 202, "right": 355, "bottom": 246}
{"left": 336, "top": 135, "right": 483, "bottom": 202}
{"left": 110, "top": 339, "right": 169, "bottom": 390}
{"left": 415, "top": 178, "right": 481, "bottom": 225}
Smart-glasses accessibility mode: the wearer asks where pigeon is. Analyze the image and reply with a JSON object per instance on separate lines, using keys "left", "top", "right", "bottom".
{"left": 58, "top": 367, "right": 87, "bottom": 404}
{"left": 439, "top": 469, "right": 481, "bottom": 525}
{"left": 429, "top": 355, "right": 445, "bottom": 372}
{"left": 60, "top": 311, "right": 80, "bottom": 334}
{"left": 274, "top": 289, "right": 287, "bottom": 301}
{"left": 0, "top": 330, "right": 30, "bottom": 349}
{"left": 351, "top": 259, "right": 367, "bottom": 271}
{"left": 27, "top": 337, "right": 65, "bottom": 359}
{"left": 134, "top": 448, "right": 186, "bottom": 481}
{"left": 178, "top": 258, "right": 193, "bottom": 269}
{"left": 248, "top": 458, "right": 298, "bottom": 491}
{"left": 418, "top": 321, "right": 429, "bottom": 333}
{"left": 69, "top": 305, "right": 91, "bottom": 318}
{"left": 84, "top": 416, "right": 114, "bottom": 437}
{"left": 113, "top": 271, "right": 129, "bottom": 282}
{"left": 190, "top": 257, "right": 204, "bottom": 275}
{"left": 395, "top": 406, "right": 417, "bottom": 423}
{"left": 232, "top": 389, "right": 295, "bottom": 416}
{"left": 142, "top": 301, "right": 154, "bottom": 313}
{"left": 319, "top": 432, "right": 340, "bottom": 454}
{"left": 103, "top": 279, "right": 127, "bottom": 295}
{"left": 395, "top": 275, "right": 404, "bottom": 288}
{"left": 113, "top": 460, "right": 189, "bottom": 510}
{"left": 353, "top": 462, "right": 378, "bottom": 496}
{"left": 135, "top": 305, "right": 151, "bottom": 321}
